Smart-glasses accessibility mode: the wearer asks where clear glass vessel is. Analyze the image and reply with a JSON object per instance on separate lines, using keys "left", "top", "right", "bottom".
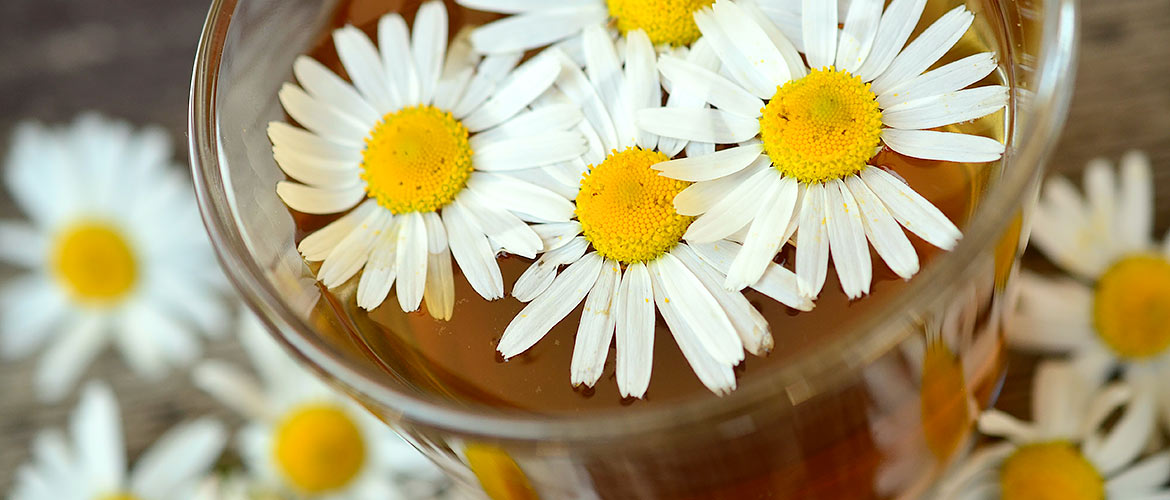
{"left": 188, "top": 0, "right": 1077, "bottom": 498}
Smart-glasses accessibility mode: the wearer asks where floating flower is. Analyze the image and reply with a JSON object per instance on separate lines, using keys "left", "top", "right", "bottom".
{"left": 1010, "top": 152, "right": 1170, "bottom": 431}
{"left": 638, "top": 0, "right": 1007, "bottom": 300}
{"left": 456, "top": 0, "right": 716, "bottom": 55}
{"left": 497, "top": 27, "right": 812, "bottom": 399}
{"left": 9, "top": 382, "right": 226, "bottom": 500}
{"left": 274, "top": 1, "right": 586, "bottom": 318}
{"left": 935, "top": 361, "right": 1167, "bottom": 500}
{"left": 0, "top": 114, "right": 230, "bottom": 401}
{"left": 193, "top": 313, "right": 448, "bottom": 499}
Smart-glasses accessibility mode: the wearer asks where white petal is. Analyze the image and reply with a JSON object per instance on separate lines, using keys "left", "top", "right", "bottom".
{"left": 412, "top": 1, "right": 448, "bottom": 105}
{"left": 1030, "top": 360, "right": 1087, "bottom": 437}
{"left": 460, "top": 191, "right": 542, "bottom": 258}
{"left": 36, "top": 315, "right": 107, "bottom": 402}
{"left": 452, "top": 52, "right": 523, "bottom": 119}
{"left": 572, "top": 259, "right": 621, "bottom": 387}
{"left": 977, "top": 409, "right": 1038, "bottom": 443}
{"left": 877, "top": 52, "right": 998, "bottom": 108}
{"left": 652, "top": 253, "right": 744, "bottom": 365}
{"left": 725, "top": 175, "right": 798, "bottom": 291}
{"left": 710, "top": 1, "right": 791, "bottom": 89}
{"left": 456, "top": 0, "right": 597, "bottom": 12}
{"left": 72, "top": 381, "right": 125, "bottom": 490}
{"left": 736, "top": 1, "right": 807, "bottom": 80}
{"left": 277, "top": 84, "right": 368, "bottom": 146}
{"left": 862, "top": 167, "right": 962, "bottom": 250}
{"left": 674, "top": 158, "right": 770, "bottom": 216}
{"left": 844, "top": 175, "right": 918, "bottom": 279}
{"left": 470, "top": 104, "right": 584, "bottom": 149}
{"left": 685, "top": 160, "right": 777, "bottom": 242}
{"left": 377, "top": 13, "right": 419, "bottom": 107}
{"left": 685, "top": 140, "right": 716, "bottom": 160}
{"left": 433, "top": 31, "right": 477, "bottom": 111}
{"left": 795, "top": 182, "right": 830, "bottom": 298}
{"left": 648, "top": 261, "right": 737, "bottom": 396}
{"left": 442, "top": 201, "right": 505, "bottom": 299}
{"left": 473, "top": 132, "right": 588, "bottom": 171}
{"left": 881, "top": 129, "right": 1005, "bottom": 163}
{"left": 423, "top": 247, "right": 456, "bottom": 321}
{"left": 1117, "top": 151, "right": 1154, "bottom": 251}
{"left": 623, "top": 29, "right": 661, "bottom": 150}
{"left": 636, "top": 108, "right": 760, "bottom": 144}
{"left": 267, "top": 121, "right": 361, "bottom": 162}
{"left": 689, "top": 240, "right": 812, "bottom": 311}
{"left": 693, "top": 7, "right": 775, "bottom": 98}
{"left": 801, "top": 0, "right": 837, "bottom": 70}
{"left": 498, "top": 252, "right": 603, "bottom": 358}
{"left": 298, "top": 200, "right": 380, "bottom": 261}
{"left": 657, "top": 56, "right": 764, "bottom": 119}
{"left": 533, "top": 221, "right": 583, "bottom": 252}
{"left": 1107, "top": 452, "right": 1170, "bottom": 496}
{"left": 882, "top": 86, "right": 1008, "bottom": 130}
{"left": 357, "top": 221, "right": 400, "bottom": 311}
{"left": 272, "top": 147, "right": 360, "bottom": 189}
{"left": 1087, "top": 388, "right": 1155, "bottom": 476}
{"left": 825, "top": 178, "right": 873, "bottom": 299}
{"left": 293, "top": 56, "right": 380, "bottom": 126}
{"left": 191, "top": 360, "right": 271, "bottom": 420}
{"left": 334, "top": 26, "right": 397, "bottom": 112}
{"left": 615, "top": 263, "right": 655, "bottom": 398}
{"left": 654, "top": 144, "right": 764, "bottom": 182}
{"left": 464, "top": 54, "right": 563, "bottom": 132}
{"left": 836, "top": 0, "right": 883, "bottom": 74}
{"left": 468, "top": 6, "right": 607, "bottom": 54}
{"left": 513, "top": 237, "right": 589, "bottom": 303}
{"left": 0, "top": 276, "right": 67, "bottom": 358}
{"left": 583, "top": 24, "right": 638, "bottom": 149}
{"left": 130, "top": 419, "right": 226, "bottom": 499}
{"left": 394, "top": 212, "right": 428, "bottom": 312}
{"left": 276, "top": 181, "right": 365, "bottom": 215}
{"left": 549, "top": 48, "right": 620, "bottom": 153}
{"left": 870, "top": 6, "right": 974, "bottom": 95}
{"left": 674, "top": 245, "right": 773, "bottom": 356}
{"left": 318, "top": 208, "right": 390, "bottom": 288}
{"left": 467, "top": 172, "right": 575, "bottom": 222}
{"left": 855, "top": 0, "right": 928, "bottom": 81}
{"left": 0, "top": 220, "right": 43, "bottom": 268}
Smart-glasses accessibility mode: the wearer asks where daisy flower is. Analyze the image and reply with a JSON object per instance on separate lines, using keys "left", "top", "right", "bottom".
{"left": 1009, "top": 152, "right": 1170, "bottom": 430}
{"left": 456, "top": 0, "right": 717, "bottom": 55}
{"left": 0, "top": 114, "right": 230, "bottom": 401}
{"left": 274, "top": 0, "right": 586, "bottom": 318}
{"left": 9, "top": 382, "right": 227, "bottom": 500}
{"left": 497, "top": 26, "right": 812, "bottom": 399}
{"left": 934, "top": 361, "right": 1168, "bottom": 500}
{"left": 193, "top": 313, "right": 448, "bottom": 499}
{"left": 638, "top": 0, "right": 1008, "bottom": 300}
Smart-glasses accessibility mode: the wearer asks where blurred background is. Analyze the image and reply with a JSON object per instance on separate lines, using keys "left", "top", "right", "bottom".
{"left": 1, "top": 0, "right": 1169, "bottom": 492}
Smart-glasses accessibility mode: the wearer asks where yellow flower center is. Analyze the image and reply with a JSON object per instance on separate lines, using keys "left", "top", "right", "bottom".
{"left": 607, "top": 0, "right": 714, "bottom": 46}
{"left": 999, "top": 442, "right": 1104, "bottom": 500}
{"left": 361, "top": 105, "right": 473, "bottom": 215}
{"left": 51, "top": 222, "right": 138, "bottom": 304}
{"left": 1093, "top": 255, "right": 1170, "bottom": 359}
{"left": 576, "top": 147, "right": 693, "bottom": 264}
{"left": 759, "top": 68, "right": 884, "bottom": 184}
{"left": 96, "top": 494, "right": 142, "bottom": 500}
{"left": 273, "top": 404, "right": 366, "bottom": 494}
{"left": 919, "top": 341, "right": 972, "bottom": 461}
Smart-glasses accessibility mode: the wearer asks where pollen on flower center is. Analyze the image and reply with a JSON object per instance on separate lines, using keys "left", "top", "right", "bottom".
{"left": 576, "top": 147, "right": 693, "bottom": 264}
{"left": 607, "top": 0, "right": 714, "bottom": 46}
{"left": 1093, "top": 254, "right": 1170, "bottom": 359}
{"left": 919, "top": 342, "right": 972, "bottom": 461}
{"left": 999, "top": 442, "right": 1104, "bottom": 500}
{"left": 361, "top": 105, "right": 473, "bottom": 215}
{"left": 759, "top": 68, "right": 884, "bottom": 184}
{"left": 51, "top": 222, "right": 138, "bottom": 304}
{"left": 273, "top": 404, "right": 366, "bottom": 493}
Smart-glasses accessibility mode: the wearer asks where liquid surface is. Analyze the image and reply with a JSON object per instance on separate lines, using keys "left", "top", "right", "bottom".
{"left": 290, "top": 0, "right": 1007, "bottom": 415}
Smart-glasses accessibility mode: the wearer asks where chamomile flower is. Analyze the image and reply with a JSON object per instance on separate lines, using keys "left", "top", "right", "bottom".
{"left": 274, "top": 1, "right": 586, "bottom": 318}
{"left": 193, "top": 314, "right": 447, "bottom": 499}
{"left": 9, "top": 382, "right": 227, "bottom": 500}
{"left": 1009, "top": 152, "right": 1170, "bottom": 430}
{"left": 0, "top": 114, "right": 229, "bottom": 401}
{"left": 638, "top": 0, "right": 1008, "bottom": 300}
{"left": 456, "top": 0, "right": 716, "bottom": 55}
{"left": 934, "top": 361, "right": 1168, "bottom": 500}
{"left": 497, "top": 26, "right": 812, "bottom": 399}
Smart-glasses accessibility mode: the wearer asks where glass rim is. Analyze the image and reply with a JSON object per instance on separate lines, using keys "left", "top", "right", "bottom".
{"left": 188, "top": 0, "right": 1079, "bottom": 443}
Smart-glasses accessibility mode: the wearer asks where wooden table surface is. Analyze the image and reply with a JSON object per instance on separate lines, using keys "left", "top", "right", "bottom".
{"left": 2, "top": 0, "right": 1169, "bottom": 492}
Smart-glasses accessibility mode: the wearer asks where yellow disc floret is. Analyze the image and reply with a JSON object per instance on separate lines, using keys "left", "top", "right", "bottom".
{"left": 999, "top": 442, "right": 1104, "bottom": 500}
{"left": 1093, "top": 254, "right": 1170, "bottom": 359}
{"left": 273, "top": 404, "right": 366, "bottom": 493}
{"left": 759, "top": 68, "right": 884, "bottom": 184}
{"left": 919, "top": 341, "right": 972, "bottom": 462}
{"left": 607, "top": 0, "right": 714, "bottom": 46}
{"left": 576, "top": 148, "right": 693, "bottom": 264}
{"left": 361, "top": 105, "right": 473, "bottom": 215}
{"left": 51, "top": 222, "right": 138, "bottom": 304}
